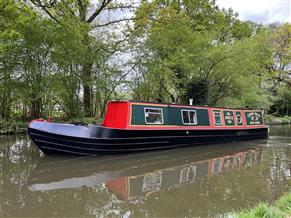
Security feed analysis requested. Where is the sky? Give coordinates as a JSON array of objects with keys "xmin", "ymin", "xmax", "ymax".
[{"xmin": 216, "ymin": 0, "xmax": 291, "ymax": 24}]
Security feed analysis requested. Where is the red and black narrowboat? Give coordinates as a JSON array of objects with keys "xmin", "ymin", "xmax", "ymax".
[{"xmin": 27, "ymin": 100, "xmax": 268, "ymax": 155}]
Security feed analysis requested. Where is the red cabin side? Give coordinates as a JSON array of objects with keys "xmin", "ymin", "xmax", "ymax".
[{"xmin": 102, "ymin": 101, "xmax": 130, "ymax": 128}]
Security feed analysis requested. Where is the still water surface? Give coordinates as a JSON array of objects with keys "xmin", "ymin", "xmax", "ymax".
[{"xmin": 1, "ymin": 125, "xmax": 291, "ymax": 217}]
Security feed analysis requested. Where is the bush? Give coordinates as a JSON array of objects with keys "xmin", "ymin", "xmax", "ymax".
[
  {"xmin": 0, "ymin": 119, "xmax": 27, "ymax": 134},
  {"xmin": 265, "ymin": 115, "xmax": 272, "ymax": 124},
  {"xmin": 67, "ymin": 117, "xmax": 101, "ymax": 125}
]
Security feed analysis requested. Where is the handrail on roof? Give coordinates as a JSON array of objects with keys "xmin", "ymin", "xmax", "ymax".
[{"xmin": 108, "ymin": 100, "xmax": 260, "ymax": 111}]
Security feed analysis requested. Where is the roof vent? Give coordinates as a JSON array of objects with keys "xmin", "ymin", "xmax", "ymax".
[{"xmin": 189, "ymin": 99, "xmax": 193, "ymax": 106}]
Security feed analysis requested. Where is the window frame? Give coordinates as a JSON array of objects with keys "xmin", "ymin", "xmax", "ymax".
[
  {"xmin": 214, "ymin": 110, "xmax": 223, "ymax": 126},
  {"xmin": 144, "ymin": 107, "xmax": 164, "ymax": 125},
  {"xmin": 181, "ymin": 109, "xmax": 198, "ymax": 125}
]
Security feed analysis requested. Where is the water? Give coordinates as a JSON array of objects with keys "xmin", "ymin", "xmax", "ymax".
[{"xmin": 1, "ymin": 125, "xmax": 291, "ymax": 217}]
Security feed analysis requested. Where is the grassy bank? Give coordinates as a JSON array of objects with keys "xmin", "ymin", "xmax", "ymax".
[
  {"xmin": 265, "ymin": 115, "xmax": 291, "ymax": 125},
  {"xmin": 233, "ymin": 192, "xmax": 291, "ymax": 218}
]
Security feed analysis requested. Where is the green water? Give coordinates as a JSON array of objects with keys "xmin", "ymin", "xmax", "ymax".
[{"xmin": 0, "ymin": 125, "xmax": 291, "ymax": 217}]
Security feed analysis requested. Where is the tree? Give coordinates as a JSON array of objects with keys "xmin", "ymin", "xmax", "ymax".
[
  {"xmin": 265, "ymin": 24, "xmax": 291, "ymax": 115},
  {"xmin": 131, "ymin": 0, "xmax": 268, "ymax": 107},
  {"xmin": 0, "ymin": 0, "xmax": 38, "ymax": 119},
  {"xmin": 29, "ymin": 0, "xmax": 135, "ymax": 117}
]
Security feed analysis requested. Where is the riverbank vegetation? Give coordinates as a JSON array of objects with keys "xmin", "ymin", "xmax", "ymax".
[
  {"xmin": 265, "ymin": 115, "xmax": 291, "ymax": 125},
  {"xmin": 1, "ymin": 0, "xmax": 291, "ymax": 129},
  {"xmin": 234, "ymin": 192, "xmax": 291, "ymax": 218}
]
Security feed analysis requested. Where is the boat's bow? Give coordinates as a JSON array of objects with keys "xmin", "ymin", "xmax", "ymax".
[
  {"xmin": 28, "ymin": 120, "xmax": 106, "ymax": 155},
  {"xmin": 28, "ymin": 120, "xmax": 91, "ymax": 137}
]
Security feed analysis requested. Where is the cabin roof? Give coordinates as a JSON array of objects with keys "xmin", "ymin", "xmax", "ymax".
[{"xmin": 108, "ymin": 100, "xmax": 261, "ymax": 111}]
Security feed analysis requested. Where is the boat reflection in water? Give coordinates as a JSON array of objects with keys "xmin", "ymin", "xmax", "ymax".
[{"xmin": 28, "ymin": 143, "xmax": 262, "ymax": 201}]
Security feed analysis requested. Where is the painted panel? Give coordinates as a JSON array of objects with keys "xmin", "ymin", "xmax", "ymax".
[
  {"xmin": 244, "ymin": 111, "xmax": 263, "ymax": 125},
  {"xmin": 131, "ymin": 104, "xmax": 210, "ymax": 126},
  {"xmin": 103, "ymin": 102, "xmax": 129, "ymax": 128},
  {"xmin": 236, "ymin": 111, "xmax": 243, "ymax": 126},
  {"xmin": 223, "ymin": 111, "xmax": 235, "ymax": 126},
  {"xmin": 168, "ymin": 106, "xmax": 210, "ymax": 126}
]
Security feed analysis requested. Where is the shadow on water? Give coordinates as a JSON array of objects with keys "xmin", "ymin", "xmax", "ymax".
[{"xmin": 1, "ymin": 126, "xmax": 291, "ymax": 217}]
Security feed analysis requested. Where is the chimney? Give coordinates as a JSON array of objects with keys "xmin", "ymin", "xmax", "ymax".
[{"xmin": 189, "ymin": 99, "xmax": 193, "ymax": 106}]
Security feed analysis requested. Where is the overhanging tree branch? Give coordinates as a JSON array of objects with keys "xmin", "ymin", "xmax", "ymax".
[
  {"xmin": 104, "ymin": 4, "xmax": 136, "ymax": 11},
  {"xmin": 30, "ymin": 0, "xmax": 60, "ymax": 23},
  {"xmin": 205, "ymin": 55, "xmax": 232, "ymax": 80},
  {"xmin": 92, "ymin": 17, "xmax": 136, "ymax": 29},
  {"xmin": 86, "ymin": 0, "xmax": 112, "ymax": 23}
]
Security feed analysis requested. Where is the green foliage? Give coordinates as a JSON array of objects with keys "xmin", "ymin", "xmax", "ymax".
[
  {"xmin": 0, "ymin": 119, "xmax": 27, "ymax": 134},
  {"xmin": 266, "ymin": 24, "xmax": 291, "ymax": 116},
  {"xmin": 1, "ymin": 0, "xmax": 291, "ymax": 127},
  {"xmin": 0, "ymin": 0, "xmax": 133, "ymax": 122},
  {"xmin": 237, "ymin": 203, "xmax": 284, "ymax": 218},
  {"xmin": 67, "ymin": 117, "xmax": 101, "ymax": 125},
  {"xmin": 265, "ymin": 115, "xmax": 291, "ymax": 125},
  {"xmin": 276, "ymin": 193, "xmax": 291, "ymax": 213},
  {"xmin": 232, "ymin": 193, "xmax": 291, "ymax": 218},
  {"xmin": 270, "ymin": 85, "xmax": 291, "ymax": 116},
  {"xmin": 132, "ymin": 0, "xmax": 274, "ymax": 108}
]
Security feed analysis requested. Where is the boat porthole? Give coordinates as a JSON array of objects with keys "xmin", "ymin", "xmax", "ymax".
[{"xmin": 237, "ymin": 114, "xmax": 242, "ymax": 124}]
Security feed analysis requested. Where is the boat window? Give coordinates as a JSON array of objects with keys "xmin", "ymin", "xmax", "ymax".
[
  {"xmin": 144, "ymin": 108, "xmax": 164, "ymax": 124},
  {"xmin": 181, "ymin": 110, "xmax": 197, "ymax": 125},
  {"xmin": 214, "ymin": 111, "xmax": 222, "ymax": 126}
]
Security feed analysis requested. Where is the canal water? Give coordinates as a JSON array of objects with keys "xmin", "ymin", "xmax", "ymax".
[{"xmin": 0, "ymin": 125, "xmax": 291, "ymax": 217}]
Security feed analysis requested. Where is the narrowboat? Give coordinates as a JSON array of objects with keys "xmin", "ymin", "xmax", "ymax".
[{"xmin": 27, "ymin": 100, "xmax": 268, "ymax": 155}]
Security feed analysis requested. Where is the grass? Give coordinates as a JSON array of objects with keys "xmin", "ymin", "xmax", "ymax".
[
  {"xmin": 276, "ymin": 194, "xmax": 291, "ymax": 214},
  {"xmin": 233, "ymin": 192, "xmax": 291, "ymax": 218},
  {"xmin": 237, "ymin": 203, "xmax": 284, "ymax": 218}
]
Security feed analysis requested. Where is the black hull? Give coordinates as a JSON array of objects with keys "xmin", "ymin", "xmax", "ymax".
[{"xmin": 28, "ymin": 125, "xmax": 268, "ymax": 156}]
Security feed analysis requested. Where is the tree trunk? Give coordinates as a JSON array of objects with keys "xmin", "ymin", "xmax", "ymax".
[
  {"xmin": 30, "ymin": 98, "xmax": 41, "ymax": 119},
  {"xmin": 1, "ymin": 70, "xmax": 12, "ymax": 120},
  {"xmin": 0, "ymin": 95, "xmax": 10, "ymax": 120},
  {"xmin": 82, "ymin": 63, "xmax": 93, "ymax": 117}
]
